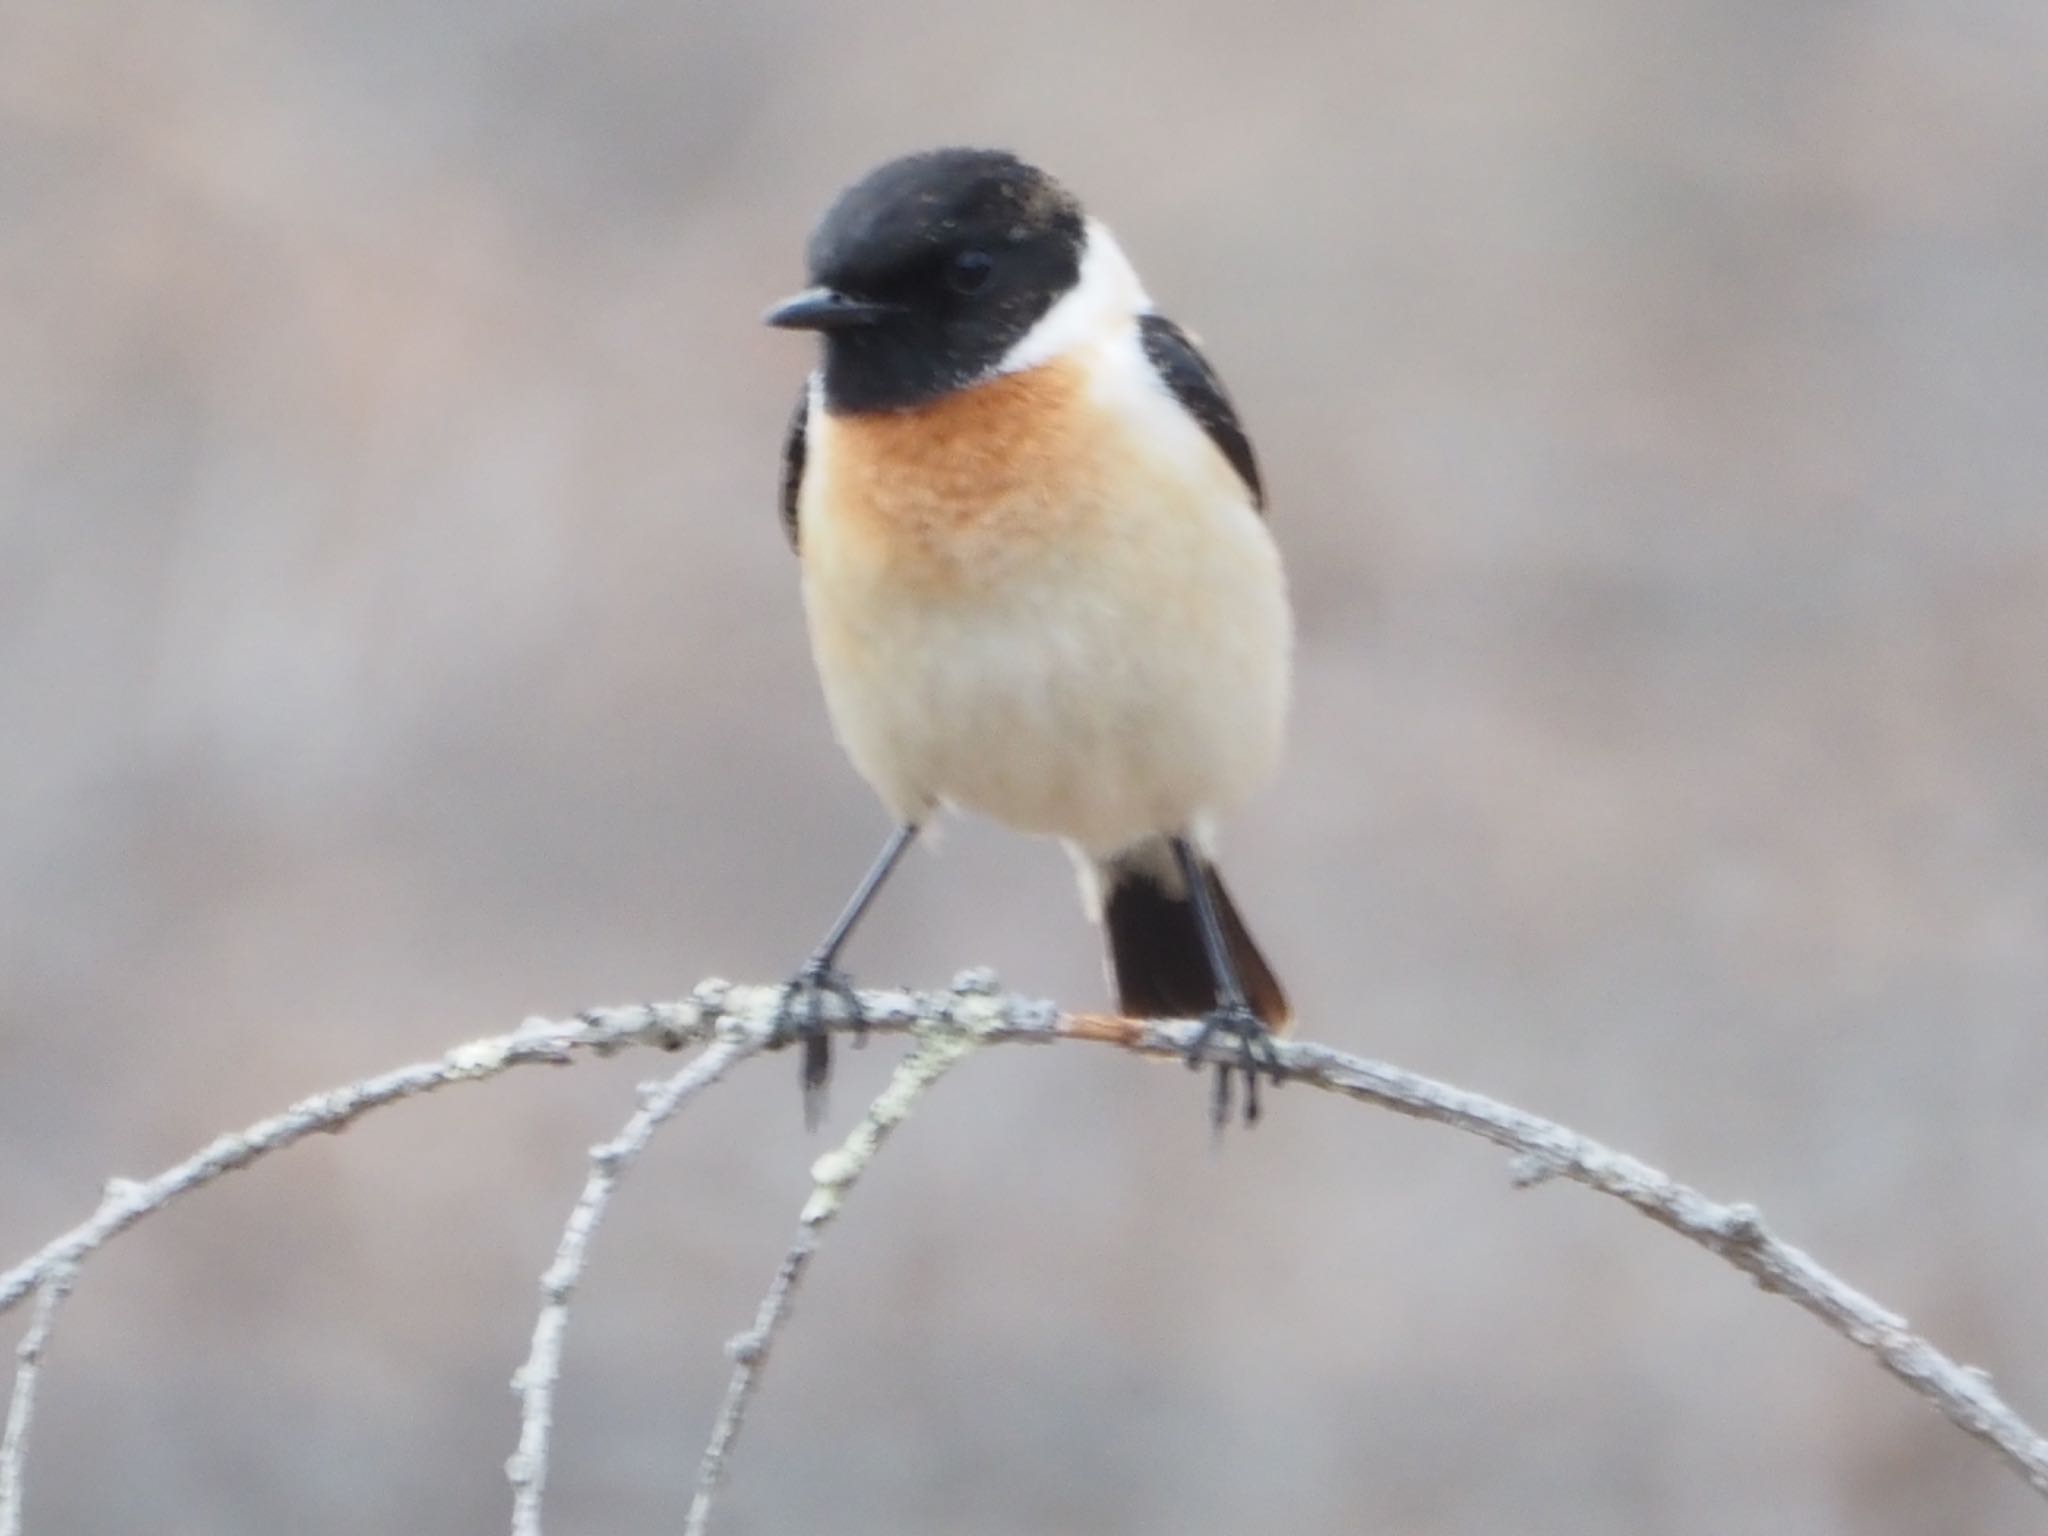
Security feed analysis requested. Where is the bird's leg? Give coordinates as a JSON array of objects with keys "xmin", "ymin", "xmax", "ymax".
[
  {"xmin": 773, "ymin": 821, "xmax": 919, "ymax": 1127},
  {"xmin": 1170, "ymin": 835, "xmax": 1284, "ymax": 1128}
]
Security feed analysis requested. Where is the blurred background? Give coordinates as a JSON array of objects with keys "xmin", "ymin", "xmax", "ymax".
[{"xmin": 4, "ymin": 1, "xmax": 2046, "ymax": 1531}]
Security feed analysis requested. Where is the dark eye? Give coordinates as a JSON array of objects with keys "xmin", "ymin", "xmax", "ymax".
[{"xmin": 945, "ymin": 249, "xmax": 995, "ymax": 295}]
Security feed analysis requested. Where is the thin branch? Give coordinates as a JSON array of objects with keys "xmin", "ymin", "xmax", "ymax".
[
  {"xmin": 696, "ymin": 980, "xmax": 2048, "ymax": 1501},
  {"xmin": 2, "ymin": 975, "xmax": 2042, "ymax": 1505},
  {"xmin": 0, "ymin": 1266, "xmax": 74, "ymax": 1536},
  {"xmin": 0, "ymin": 999, "xmax": 710, "ymax": 1320},
  {"xmin": 1043, "ymin": 1011, "xmax": 2048, "ymax": 1499},
  {"xmin": 685, "ymin": 1028, "xmax": 979, "ymax": 1536},
  {"xmin": 507, "ymin": 1034, "xmax": 758, "ymax": 1536}
]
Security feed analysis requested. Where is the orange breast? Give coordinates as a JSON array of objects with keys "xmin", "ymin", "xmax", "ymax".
[{"xmin": 808, "ymin": 357, "xmax": 1117, "ymax": 590}]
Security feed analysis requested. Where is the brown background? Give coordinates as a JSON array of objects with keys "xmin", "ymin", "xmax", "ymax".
[{"xmin": 4, "ymin": 2, "xmax": 2046, "ymax": 1532}]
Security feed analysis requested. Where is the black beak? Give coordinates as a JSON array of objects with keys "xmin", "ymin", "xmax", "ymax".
[{"xmin": 763, "ymin": 287, "xmax": 897, "ymax": 331}]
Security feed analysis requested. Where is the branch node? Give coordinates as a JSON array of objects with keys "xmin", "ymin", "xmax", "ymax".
[
  {"xmin": 1002, "ymin": 995, "xmax": 1061, "ymax": 1037},
  {"xmin": 950, "ymin": 966, "xmax": 1002, "ymax": 997},
  {"xmin": 808, "ymin": 1148, "xmax": 857, "ymax": 1190},
  {"xmin": 1508, "ymin": 1152, "xmax": 1567, "ymax": 1188},
  {"xmin": 1719, "ymin": 1203, "xmax": 1767, "ymax": 1243},
  {"xmin": 726, "ymin": 1331, "xmax": 766, "ymax": 1366},
  {"xmin": 448, "ymin": 1038, "xmax": 520, "ymax": 1077}
]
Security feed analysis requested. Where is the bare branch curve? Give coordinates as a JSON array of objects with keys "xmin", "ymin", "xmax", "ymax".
[{"xmin": 2, "ymin": 974, "xmax": 2042, "ymax": 1522}]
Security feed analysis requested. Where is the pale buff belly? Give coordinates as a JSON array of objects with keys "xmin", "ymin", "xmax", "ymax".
[{"xmin": 797, "ymin": 351, "xmax": 1291, "ymax": 856}]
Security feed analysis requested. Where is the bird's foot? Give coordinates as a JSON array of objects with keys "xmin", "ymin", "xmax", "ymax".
[
  {"xmin": 1184, "ymin": 1002, "xmax": 1285, "ymax": 1129},
  {"xmin": 771, "ymin": 962, "xmax": 866, "ymax": 1128}
]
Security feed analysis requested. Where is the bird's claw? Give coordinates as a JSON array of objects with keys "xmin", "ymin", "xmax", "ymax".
[
  {"xmin": 1184, "ymin": 1003, "xmax": 1284, "ymax": 1129},
  {"xmin": 772, "ymin": 963, "xmax": 865, "ymax": 1128}
]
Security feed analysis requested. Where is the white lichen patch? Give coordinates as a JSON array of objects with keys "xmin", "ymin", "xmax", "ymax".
[
  {"xmin": 445, "ymin": 1037, "xmax": 515, "ymax": 1076},
  {"xmin": 799, "ymin": 1031, "xmax": 980, "ymax": 1226}
]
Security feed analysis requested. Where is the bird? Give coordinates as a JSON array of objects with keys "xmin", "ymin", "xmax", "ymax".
[{"xmin": 763, "ymin": 147, "xmax": 1293, "ymax": 1127}]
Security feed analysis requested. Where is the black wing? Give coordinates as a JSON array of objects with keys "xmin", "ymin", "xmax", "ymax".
[
  {"xmin": 1137, "ymin": 313, "xmax": 1264, "ymax": 511},
  {"xmin": 779, "ymin": 384, "xmax": 809, "ymax": 551}
]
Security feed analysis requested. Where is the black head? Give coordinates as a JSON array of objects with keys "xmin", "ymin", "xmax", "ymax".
[{"xmin": 765, "ymin": 149, "xmax": 1086, "ymax": 413}]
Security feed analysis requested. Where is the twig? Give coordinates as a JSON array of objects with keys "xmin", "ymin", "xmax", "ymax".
[
  {"xmin": 0, "ymin": 1266, "xmax": 74, "ymax": 1536},
  {"xmin": 0, "ymin": 1000, "xmax": 707, "ymax": 1320},
  {"xmin": 683, "ymin": 1027, "xmax": 979, "ymax": 1536},
  {"xmin": 691, "ymin": 982, "xmax": 2047, "ymax": 1501},
  {"xmin": 1036, "ymin": 1012, "xmax": 2048, "ymax": 1499},
  {"xmin": 2, "ymin": 976, "xmax": 2042, "ymax": 1506},
  {"xmin": 1262, "ymin": 1035, "xmax": 2048, "ymax": 1496},
  {"xmin": 507, "ymin": 1034, "xmax": 758, "ymax": 1536}
]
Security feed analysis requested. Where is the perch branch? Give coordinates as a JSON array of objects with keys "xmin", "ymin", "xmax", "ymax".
[
  {"xmin": 685, "ymin": 1026, "xmax": 980, "ymax": 1536},
  {"xmin": 2, "ymin": 975, "xmax": 2042, "ymax": 1506},
  {"xmin": 0, "ymin": 1266, "xmax": 73, "ymax": 1536},
  {"xmin": 507, "ymin": 1034, "xmax": 759, "ymax": 1536}
]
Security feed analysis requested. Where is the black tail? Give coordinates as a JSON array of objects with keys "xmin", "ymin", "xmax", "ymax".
[{"xmin": 1100, "ymin": 848, "xmax": 1288, "ymax": 1028}]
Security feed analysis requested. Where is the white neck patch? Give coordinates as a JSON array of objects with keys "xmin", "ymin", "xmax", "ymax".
[{"xmin": 998, "ymin": 218, "xmax": 1151, "ymax": 375}]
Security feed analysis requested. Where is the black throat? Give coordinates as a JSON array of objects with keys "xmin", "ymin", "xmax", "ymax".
[{"xmin": 817, "ymin": 327, "xmax": 990, "ymax": 415}]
